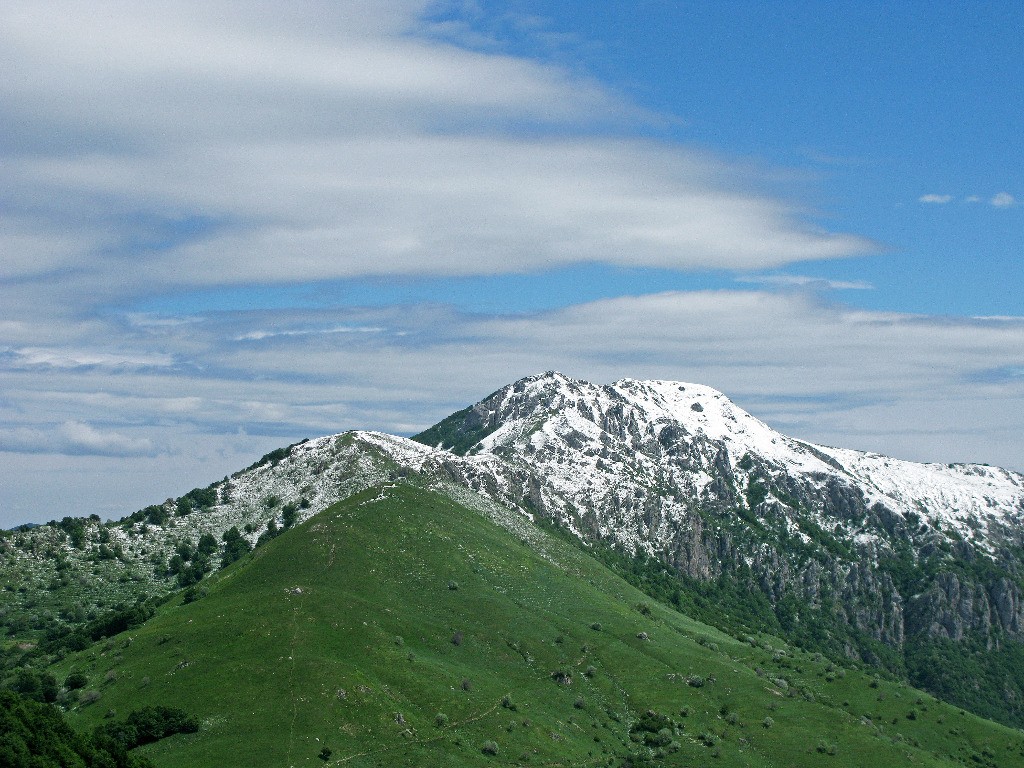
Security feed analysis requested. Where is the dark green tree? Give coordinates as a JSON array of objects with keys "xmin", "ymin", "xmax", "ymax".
[
  {"xmin": 197, "ymin": 533, "xmax": 218, "ymax": 555},
  {"xmin": 221, "ymin": 527, "xmax": 252, "ymax": 568},
  {"xmin": 0, "ymin": 690, "xmax": 155, "ymax": 768}
]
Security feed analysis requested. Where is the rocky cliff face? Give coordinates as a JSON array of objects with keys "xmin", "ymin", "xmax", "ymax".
[{"xmin": 409, "ymin": 372, "xmax": 1024, "ymax": 656}]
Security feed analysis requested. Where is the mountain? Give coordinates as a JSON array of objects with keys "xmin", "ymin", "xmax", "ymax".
[
  {"xmin": 414, "ymin": 373, "xmax": 1024, "ymax": 635},
  {"xmin": 4, "ymin": 371, "xmax": 1024, "ymax": 728},
  {"xmin": 45, "ymin": 485, "xmax": 1024, "ymax": 767},
  {"xmin": 408, "ymin": 373, "xmax": 1024, "ymax": 721}
]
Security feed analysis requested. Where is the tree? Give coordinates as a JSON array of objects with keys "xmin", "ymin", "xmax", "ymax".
[
  {"xmin": 0, "ymin": 690, "xmax": 155, "ymax": 768},
  {"xmin": 145, "ymin": 505, "xmax": 170, "ymax": 525},
  {"xmin": 221, "ymin": 527, "xmax": 252, "ymax": 568},
  {"xmin": 220, "ymin": 478, "xmax": 234, "ymax": 504},
  {"xmin": 65, "ymin": 672, "xmax": 89, "ymax": 691},
  {"xmin": 94, "ymin": 705, "xmax": 199, "ymax": 748},
  {"xmin": 197, "ymin": 533, "xmax": 218, "ymax": 555},
  {"xmin": 167, "ymin": 554, "xmax": 185, "ymax": 576},
  {"xmin": 10, "ymin": 669, "xmax": 58, "ymax": 703}
]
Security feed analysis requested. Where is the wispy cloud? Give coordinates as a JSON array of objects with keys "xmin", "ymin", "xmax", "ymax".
[
  {"xmin": 918, "ymin": 193, "xmax": 1016, "ymax": 208},
  {"xmin": 59, "ymin": 421, "xmax": 159, "ymax": 457},
  {"xmin": 0, "ymin": 421, "xmax": 159, "ymax": 457},
  {"xmin": 736, "ymin": 275, "xmax": 874, "ymax": 291},
  {"xmin": 5, "ymin": 347, "xmax": 174, "ymax": 370},
  {"xmin": 236, "ymin": 326, "xmax": 387, "ymax": 342},
  {"xmin": 0, "ymin": 0, "xmax": 872, "ymax": 312}
]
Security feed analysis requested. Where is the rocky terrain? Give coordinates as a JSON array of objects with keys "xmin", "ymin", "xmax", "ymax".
[{"xmin": 5, "ymin": 371, "xmax": 1024, "ymax": 724}]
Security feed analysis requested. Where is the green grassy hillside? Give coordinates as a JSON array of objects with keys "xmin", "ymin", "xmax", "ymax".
[{"xmin": 53, "ymin": 485, "xmax": 1024, "ymax": 767}]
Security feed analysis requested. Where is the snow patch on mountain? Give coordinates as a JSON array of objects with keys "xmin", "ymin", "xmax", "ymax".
[{"xmin": 452, "ymin": 372, "xmax": 1024, "ymax": 551}]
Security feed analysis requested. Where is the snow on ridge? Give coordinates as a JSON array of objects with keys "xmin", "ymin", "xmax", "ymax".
[
  {"xmin": 122, "ymin": 373, "xmax": 1021, "ymax": 562},
  {"xmin": 499, "ymin": 373, "xmax": 829, "ymax": 473},
  {"xmin": 612, "ymin": 378, "xmax": 827, "ymax": 470},
  {"xmin": 462, "ymin": 373, "xmax": 1024, "ymax": 543},
  {"xmin": 814, "ymin": 444, "xmax": 1024, "ymax": 533},
  {"xmin": 350, "ymin": 430, "xmax": 441, "ymax": 468},
  {"xmin": 621, "ymin": 380, "xmax": 1024, "ymax": 535}
]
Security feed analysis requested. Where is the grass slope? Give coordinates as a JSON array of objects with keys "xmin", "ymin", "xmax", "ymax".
[{"xmin": 54, "ymin": 485, "xmax": 1024, "ymax": 767}]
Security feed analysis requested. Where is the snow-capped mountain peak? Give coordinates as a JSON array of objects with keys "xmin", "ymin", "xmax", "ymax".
[{"xmin": 413, "ymin": 372, "xmax": 1024, "ymax": 555}]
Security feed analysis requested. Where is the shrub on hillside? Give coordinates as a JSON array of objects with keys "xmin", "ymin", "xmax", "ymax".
[
  {"xmin": 94, "ymin": 705, "xmax": 199, "ymax": 750},
  {"xmin": 65, "ymin": 672, "xmax": 88, "ymax": 690},
  {"xmin": 551, "ymin": 670, "xmax": 572, "ymax": 685},
  {"xmin": 182, "ymin": 586, "xmax": 207, "ymax": 604},
  {"xmin": 257, "ymin": 519, "xmax": 280, "ymax": 546},
  {"xmin": 175, "ymin": 558, "xmax": 209, "ymax": 588}
]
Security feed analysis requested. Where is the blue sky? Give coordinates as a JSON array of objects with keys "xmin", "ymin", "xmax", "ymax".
[
  {"xmin": 424, "ymin": 0, "xmax": 1022, "ymax": 317},
  {"xmin": 1, "ymin": 1, "xmax": 1021, "ymax": 526}
]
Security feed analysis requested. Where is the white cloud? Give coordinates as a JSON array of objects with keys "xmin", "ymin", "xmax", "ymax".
[
  {"xmin": 4, "ymin": 135, "xmax": 873, "ymax": 292},
  {"xmin": 58, "ymin": 421, "xmax": 158, "ymax": 457},
  {"xmin": 991, "ymin": 192, "xmax": 1016, "ymax": 208},
  {"xmin": 0, "ymin": 0, "xmax": 871, "ymax": 308},
  {"xmin": 0, "ymin": 421, "xmax": 158, "ymax": 458},
  {"xmin": 736, "ymin": 274, "xmax": 873, "ymax": 290},
  {"xmin": 918, "ymin": 194, "xmax": 953, "ymax": 204},
  {"xmin": 8, "ymin": 347, "xmax": 174, "ymax": 370},
  {"xmin": 236, "ymin": 326, "xmax": 386, "ymax": 341}
]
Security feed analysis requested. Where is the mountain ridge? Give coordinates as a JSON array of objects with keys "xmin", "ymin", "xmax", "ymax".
[{"xmin": 5, "ymin": 371, "xmax": 1024, "ymax": 726}]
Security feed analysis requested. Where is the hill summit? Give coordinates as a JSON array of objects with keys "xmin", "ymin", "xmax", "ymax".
[{"xmin": 46, "ymin": 484, "xmax": 1024, "ymax": 767}]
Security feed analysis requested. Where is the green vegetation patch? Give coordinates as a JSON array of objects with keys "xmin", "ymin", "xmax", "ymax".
[
  {"xmin": 412, "ymin": 407, "xmax": 501, "ymax": 455},
  {"xmin": 42, "ymin": 484, "xmax": 1024, "ymax": 767}
]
